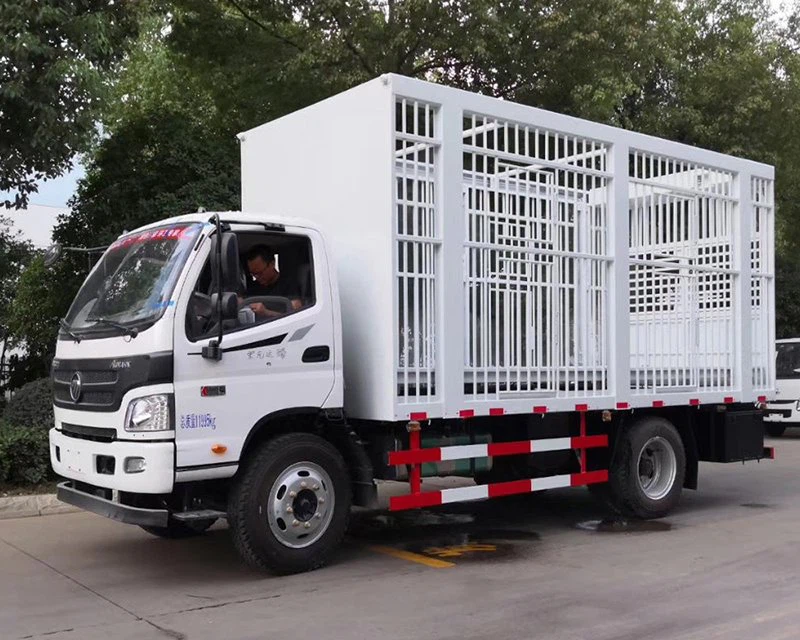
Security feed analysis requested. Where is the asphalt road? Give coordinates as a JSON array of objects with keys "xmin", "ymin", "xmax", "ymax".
[{"xmin": 2, "ymin": 432, "xmax": 800, "ymax": 640}]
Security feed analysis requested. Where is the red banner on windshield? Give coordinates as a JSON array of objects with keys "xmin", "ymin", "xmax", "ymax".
[{"xmin": 110, "ymin": 225, "xmax": 195, "ymax": 250}]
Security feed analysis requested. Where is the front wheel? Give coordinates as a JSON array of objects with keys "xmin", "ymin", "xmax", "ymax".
[
  {"xmin": 602, "ymin": 417, "xmax": 686, "ymax": 519},
  {"xmin": 228, "ymin": 433, "xmax": 351, "ymax": 574}
]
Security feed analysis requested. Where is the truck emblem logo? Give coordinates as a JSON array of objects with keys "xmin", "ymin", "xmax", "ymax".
[
  {"xmin": 111, "ymin": 360, "xmax": 131, "ymax": 369},
  {"xmin": 70, "ymin": 373, "xmax": 83, "ymax": 402}
]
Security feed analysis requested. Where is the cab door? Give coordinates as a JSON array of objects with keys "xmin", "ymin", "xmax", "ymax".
[{"xmin": 172, "ymin": 227, "xmax": 337, "ymax": 472}]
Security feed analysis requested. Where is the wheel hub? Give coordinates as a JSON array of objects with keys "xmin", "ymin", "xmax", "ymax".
[
  {"xmin": 293, "ymin": 490, "xmax": 318, "ymax": 522},
  {"xmin": 640, "ymin": 455, "xmax": 655, "ymax": 478},
  {"xmin": 267, "ymin": 462, "xmax": 335, "ymax": 549},
  {"xmin": 636, "ymin": 436, "xmax": 677, "ymax": 501}
]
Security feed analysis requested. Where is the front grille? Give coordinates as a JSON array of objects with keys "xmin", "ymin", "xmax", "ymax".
[
  {"xmin": 51, "ymin": 352, "xmax": 173, "ymax": 413},
  {"xmin": 61, "ymin": 423, "xmax": 117, "ymax": 443},
  {"xmin": 53, "ymin": 370, "xmax": 117, "ymax": 385},
  {"xmin": 53, "ymin": 368, "xmax": 119, "ymax": 409},
  {"xmin": 53, "ymin": 388, "xmax": 115, "ymax": 406}
]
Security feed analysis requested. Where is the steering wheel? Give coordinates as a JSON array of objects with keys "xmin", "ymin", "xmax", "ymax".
[{"xmin": 241, "ymin": 296, "xmax": 294, "ymax": 314}]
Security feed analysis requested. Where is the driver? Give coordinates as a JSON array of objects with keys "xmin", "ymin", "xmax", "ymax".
[{"xmin": 243, "ymin": 244, "xmax": 302, "ymax": 320}]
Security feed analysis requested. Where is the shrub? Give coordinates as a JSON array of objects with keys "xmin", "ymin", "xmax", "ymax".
[
  {"xmin": 0, "ymin": 425, "xmax": 52, "ymax": 485},
  {"xmin": 3, "ymin": 377, "xmax": 54, "ymax": 431}
]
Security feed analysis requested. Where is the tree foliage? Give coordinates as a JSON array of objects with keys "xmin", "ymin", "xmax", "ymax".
[
  {"xmin": 0, "ymin": 0, "xmax": 141, "ymax": 208},
  {"xmin": 0, "ymin": 220, "xmax": 34, "ymax": 395},
  {"xmin": 165, "ymin": 0, "xmax": 684, "ymax": 129},
  {"xmin": 6, "ymin": 257, "xmax": 74, "ymax": 373},
  {"xmin": 10, "ymin": 0, "xmax": 800, "ymax": 365}
]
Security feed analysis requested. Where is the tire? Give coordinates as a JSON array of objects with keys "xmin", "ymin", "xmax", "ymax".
[
  {"xmin": 140, "ymin": 518, "xmax": 217, "ymax": 539},
  {"xmin": 228, "ymin": 433, "xmax": 351, "ymax": 575},
  {"xmin": 766, "ymin": 423, "xmax": 786, "ymax": 438},
  {"xmin": 604, "ymin": 417, "xmax": 686, "ymax": 519}
]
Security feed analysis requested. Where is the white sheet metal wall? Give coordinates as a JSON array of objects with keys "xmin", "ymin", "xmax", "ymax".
[{"xmin": 388, "ymin": 74, "xmax": 775, "ymax": 420}]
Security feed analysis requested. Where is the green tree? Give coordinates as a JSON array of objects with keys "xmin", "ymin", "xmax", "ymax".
[
  {"xmin": 55, "ymin": 14, "xmax": 239, "ymax": 252},
  {"xmin": 0, "ymin": 0, "xmax": 141, "ymax": 208},
  {"xmin": 165, "ymin": 0, "xmax": 683, "ymax": 130},
  {"xmin": 0, "ymin": 219, "xmax": 34, "ymax": 396},
  {"xmin": 6, "ymin": 257, "xmax": 75, "ymax": 378},
  {"xmin": 15, "ymin": 0, "xmax": 800, "ymax": 357}
]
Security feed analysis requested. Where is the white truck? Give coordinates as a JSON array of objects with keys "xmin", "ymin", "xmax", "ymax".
[
  {"xmin": 764, "ymin": 338, "xmax": 800, "ymax": 436},
  {"xmin": 50, "ymin": 74, "xmax": 776, "ymax": 574}
]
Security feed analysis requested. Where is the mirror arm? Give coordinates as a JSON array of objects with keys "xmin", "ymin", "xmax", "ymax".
[{"xmin": 202, "ymin": 214, "xmax": 225, "ymax": 361}]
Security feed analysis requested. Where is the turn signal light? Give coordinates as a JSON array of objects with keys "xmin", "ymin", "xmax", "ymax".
[{"xmin": 211, "ymin": 444, "xmax": 227, "ymax": 455}]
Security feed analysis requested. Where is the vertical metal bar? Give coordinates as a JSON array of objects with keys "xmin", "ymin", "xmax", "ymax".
[
  {"xmin": 470, "ymin": 128, "xmax": 478, "ymax": 395},
  {"xmin": 408, "ymin": 422, "xmax": 422, "ymax": 494},
  {"xmin": 737, "ymin": 172, "xmax": 754, "ymax": 399},
  {"xmin": 439, "ymin": 100, "xmax": 464, "ymax": 415},
  {"xmin": 482, "ymin": 142, "xmax": 490, "ymax": 398},
  {"xmin": 422, "ymin": 105, "xmax": 431, "ymax": 399},
  {"xmin": 610, "ymin": 141, "xmax": 631, "ymax": 403},
  {"xmin": 423, "ymin": 142, "xmax": 431, "ymax": 399},
  {"xmin": 579, "ymin": 410, "xmax": 587, "ymax": 474},
  {"xmin": 402, "ymin": 137, "xmax": 410, "ymax": 399}
]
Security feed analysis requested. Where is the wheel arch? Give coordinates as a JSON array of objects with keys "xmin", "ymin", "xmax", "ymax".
[
  {"xmin": 240, "ymin": 407, "xmax": 323, "ymax": 461},
  {"xmin": 238, "ymin": 407, "xmax": 377, "ymax": 509},
  {"xmin": 606, "ymin": 409, "xmax": 698, "ymax": 490}
]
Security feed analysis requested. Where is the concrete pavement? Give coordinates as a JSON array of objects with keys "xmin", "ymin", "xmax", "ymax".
[{"xmin": 2, "ymin": 432, "xmax": 800, "ymax": 640}]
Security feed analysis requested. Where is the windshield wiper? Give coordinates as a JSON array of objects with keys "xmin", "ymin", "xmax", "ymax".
[
  {"xmin": 86, "ymin": 316, "xmax": 139, "ymax": 339},
  {"xmin": 59, "ymin": 318, "xmax": 81, "ymax": 343}
]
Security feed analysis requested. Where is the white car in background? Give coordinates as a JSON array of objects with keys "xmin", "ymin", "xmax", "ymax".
[{"xmin": 765, "ymin": 338, "xmax": 800, "ymax": 437}]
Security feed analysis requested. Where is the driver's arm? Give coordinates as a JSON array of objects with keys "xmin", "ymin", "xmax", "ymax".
[{"xmin": 249, "ymin": 302, "xmax": 285, "ymax": 319}]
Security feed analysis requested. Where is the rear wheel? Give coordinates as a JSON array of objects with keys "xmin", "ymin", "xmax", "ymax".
[
  {"xmin": 600, "ymin": 417, "xmax": 686, "ymax": 519},
  {"xmin": 228, "ymin": 433, "xmax": 351, "ymax": 574},
  {"xmin": 140, "ymin": 517, "xmax": 217, "ymax": 539},
  {"xmin": 766, "ymin": 423, "xmax": 787, "ymax": 438}
]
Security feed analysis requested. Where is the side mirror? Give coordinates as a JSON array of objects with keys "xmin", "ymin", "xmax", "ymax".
[
  {"xmin": 210, "ymin": 231, "xmax": 241, "ymax": 293},
  {"xmin": 211, "ymin": 292, "xmax": 239, "ymax": 320},
  {"xmin": 201, "ymin": 292, "xmax": 240, "ymax": 361},
  {"xmin": 44, "ymin": 243, "xmax": 62, "ymax": 268}
]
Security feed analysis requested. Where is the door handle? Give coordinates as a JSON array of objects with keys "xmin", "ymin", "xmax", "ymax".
[{"xmin": 302, "ymin": 346, "xmax": 330, "ymax": 363}]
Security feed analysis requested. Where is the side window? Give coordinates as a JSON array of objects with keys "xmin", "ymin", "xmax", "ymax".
[{"xmin": 186, "ymin": 231, "xmax": 316, "ymax": 341}]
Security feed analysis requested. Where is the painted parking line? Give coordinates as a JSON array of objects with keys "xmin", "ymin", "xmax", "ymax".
[{"xmin": 368, "ymin": 545, "xmax": 455, "ymax": 568}]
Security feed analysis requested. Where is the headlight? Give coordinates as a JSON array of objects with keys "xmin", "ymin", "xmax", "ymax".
[
  {"xmin": 796, "ymin": 400, "xmax": 800, "ymax": 412},
  {"xmin": 124, "ymin": 394, "xmax": 173, "ymax": 432}
]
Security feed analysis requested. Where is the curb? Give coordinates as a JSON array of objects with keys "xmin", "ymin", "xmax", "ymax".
[{"xmin": 0, "ymin": 493, "xmax": 79, "ymax": 520}]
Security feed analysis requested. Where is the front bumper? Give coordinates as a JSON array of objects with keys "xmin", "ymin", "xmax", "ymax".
[
  {"xmin": 50, "ymin": 428, "xmax": 175, "ymax": 494},
  {"xmin": 764, "ymin": 404, "xmax": 799, "ymax": 423},
  {"xmin": 57, "ymin": 481, "xmax": 168, "ymax": 527}
]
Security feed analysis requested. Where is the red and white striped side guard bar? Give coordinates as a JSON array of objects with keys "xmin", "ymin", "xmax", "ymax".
[
  {"xmin": 390, "ymin": 470, "xmax": 609, "ymax": 511},
  {"xmin": 388, "ymin": 427, "xmax": 609, "ymax": 511},
  {"xmin": 388, "ymin": 435, "xmax": 608, "ymax": 466}
]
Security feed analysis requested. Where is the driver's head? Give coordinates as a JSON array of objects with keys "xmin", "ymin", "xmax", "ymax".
[{"xmin": 245, "ymin": 244, "xmax": 278, "ymax": 287}]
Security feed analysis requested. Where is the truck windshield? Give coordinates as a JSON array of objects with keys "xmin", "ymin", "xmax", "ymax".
[
  {"xmin": 62, "ymin": 223, "xmax": 203, "ymax": 336},
  {"xmin": 776, "ymin": 342, "xmax": 800, "ymax": 379}
]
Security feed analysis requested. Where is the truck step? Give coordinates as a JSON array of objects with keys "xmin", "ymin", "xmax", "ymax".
[{"xmin": 172, "ymin": 509, "xmax": 227, "ymax": 522}]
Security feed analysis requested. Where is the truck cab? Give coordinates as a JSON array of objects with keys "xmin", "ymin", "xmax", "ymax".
[
  {"xmin": 764, "ymin": 338, "xmax": 800, "ymax": 436},
  {"xmin": 50, "ymin": 213, "xmax": 359, "ymax": 571}
]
